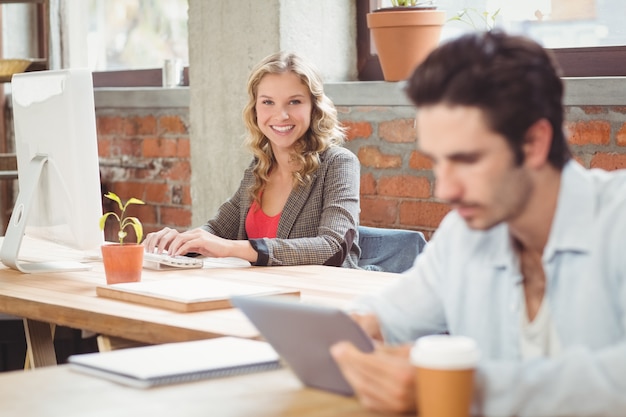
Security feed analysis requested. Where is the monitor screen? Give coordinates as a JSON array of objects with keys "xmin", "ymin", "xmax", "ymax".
[{"xmin": 0, "ymin": 68, "xmax": 104, "ymax": 273}]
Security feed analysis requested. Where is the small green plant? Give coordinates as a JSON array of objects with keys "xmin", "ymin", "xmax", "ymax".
[
  {"xmin": 99, "ymin": 191, "xmax": 145, "ymax": 245},
  {"xmin": 391, "ymin": 0, "xmax": 433, "ymax": 6},
  {"xmin": 448, "ymin": 7, "xmax": 500, "ymax": 31}
]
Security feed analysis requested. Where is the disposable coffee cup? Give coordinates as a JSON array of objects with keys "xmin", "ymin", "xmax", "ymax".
[
  {"xmin": 410, "ymin": 335, "xmax": 480, "ymax": 417},
  {"xmin": 162, "ymin": 59, "xmax": 183, "ymax": 87}
]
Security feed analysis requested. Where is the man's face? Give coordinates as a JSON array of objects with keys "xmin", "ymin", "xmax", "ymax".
[{"xmin": 416, "ymin": 104, "xmax": 533, "ymax": 230}]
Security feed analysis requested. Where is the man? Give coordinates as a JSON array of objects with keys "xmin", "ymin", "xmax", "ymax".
[{"xmin": 331, "ymin": 31, "xmax": 626, "ymax": 416}]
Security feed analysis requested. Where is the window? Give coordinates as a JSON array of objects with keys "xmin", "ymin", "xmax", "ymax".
[
  {"xmin": 358, "ymin": 0, "xmax": 626, "ymax": 80},
  {"xmin": 65, "ymin": 0, "xmax": 188, "ymax": 87},
  {"xmin": 85, "ymin": 0, "xmax": 188, "ymax": 71}
]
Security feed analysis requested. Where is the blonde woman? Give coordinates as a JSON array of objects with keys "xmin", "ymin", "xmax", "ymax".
[{"xmin": 144, "ymin": 52, "xmax": 361, "ymax": 268}]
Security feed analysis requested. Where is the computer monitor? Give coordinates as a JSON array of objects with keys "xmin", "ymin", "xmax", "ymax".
[{"xmin": 0, "ymin": 68, "xmax": 104, "ymax": 273}]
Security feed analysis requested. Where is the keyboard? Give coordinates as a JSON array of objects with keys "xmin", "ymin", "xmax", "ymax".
[
  {"xmin": 142, "ymin": 252, "xmax": 251, "ymax": 270},
  {"xmin": 143, "ymin": 252, "xmax": 204, "ymax": 270}
]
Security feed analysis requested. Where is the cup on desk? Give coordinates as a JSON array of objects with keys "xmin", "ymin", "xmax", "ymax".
[{"xmin": 410, "ymin": 335, "xmax": 480, "ymax": 417}]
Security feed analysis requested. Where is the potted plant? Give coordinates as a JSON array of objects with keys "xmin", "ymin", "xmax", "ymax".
[
  {"xmin": 99, "ymin": 191, "xmax": 145, "ymax": 285},
  {"xmin": 367, "ymin": 0, "xmax": 446, "ymax": 82},
  {"xmin": 448, "ymin": 7, "xmax": 500, "ymax": 31}
]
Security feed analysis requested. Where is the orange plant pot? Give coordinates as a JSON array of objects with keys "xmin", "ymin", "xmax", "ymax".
[
  {"xmin": 367, "ymin": 9, "xmax": 446, "ymax": 82},
  {"xmin": 101, "ymin": 243, "xmax": 144, "ymax": 285}
]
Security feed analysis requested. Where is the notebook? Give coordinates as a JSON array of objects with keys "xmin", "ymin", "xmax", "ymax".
[
  {"xmin": 68, "ymin": 337, "xmax": 282, "ymax": 388},
  {"xmin": 96, "ymin": 277, "xmax": 300, "ymax": 312},
  {"xmin": 230, "ymin": 296, "xmax": 375, "ymax": 396}
]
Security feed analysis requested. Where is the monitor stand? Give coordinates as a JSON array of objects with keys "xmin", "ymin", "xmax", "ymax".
[{"xmin": 0, "ymin": 154, "xmax": 91, "ymax": 273}]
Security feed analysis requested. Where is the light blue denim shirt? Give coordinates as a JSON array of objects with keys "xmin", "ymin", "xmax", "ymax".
[{"xmin": 354, "ymin": 161, "xmax": 626, "ymax": 417}]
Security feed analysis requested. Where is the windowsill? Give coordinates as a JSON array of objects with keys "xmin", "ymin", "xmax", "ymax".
[
  {"xmin": 93, "ymin": 78, "xmax": 626, "ymax": 109},
  {"xmin": 94, "ymin": 87, "xmax": 190, "ymax": 108}
]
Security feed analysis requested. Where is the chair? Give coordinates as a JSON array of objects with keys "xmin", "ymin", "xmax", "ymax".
[{"xmin": 358, "ymin": 226, "xmax": 427, "ymax": 273}]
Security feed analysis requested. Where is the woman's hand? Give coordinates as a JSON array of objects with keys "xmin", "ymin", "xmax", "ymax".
[
  {"xmin": 142, "ymin": 227, "xmax": 181, "ymax": 255},
  {"xmin": 330, "ymin": 342, "xmax": 416, "ymax": 414},
  {"xmin": 143, "ymin": 227, "xmax": 259, "ymax": 263}
]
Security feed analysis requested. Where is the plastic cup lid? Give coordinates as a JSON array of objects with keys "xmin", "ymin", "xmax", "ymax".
[{"xmin": 410, "ymin": 335, "xmax": 480, "ymax": 369}]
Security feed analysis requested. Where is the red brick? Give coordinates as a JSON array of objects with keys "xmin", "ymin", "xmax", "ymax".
[
  {"xmin": 409, "ymin": 151, "xmax": 433, "ymax": 170},
  {"xmin": 124, "ymin": 115, "xmax": 157, "ymax": 136},
  {"xmin": 342, "ymin": 121, "xmax": 373, "ymax": 141},
  {"xmin": 590, "ymin": 153, "xmax": 626, "ymax": 171},
  {"xmin": 106, "ymin": 182, "xmax": 147, "ymax": 202},
  {"xmin": 379, "ymin": 119, "xmax": 417, "ymax": 143},
  {"xmin": 162, "ymin": 160, "xmax": 191, "ymax": 181},
  {"xmin": 134, "ymin": 204, "xmax": 158, "ymax": 226},
  {"xmin": 566, "ymin": 120, "xmax": 611, "ymax": 145},
  {"xmin": 612, "ymin": 106, "xmax": 626, "ymax": 114},
  {"xmin": 399, "ymin": 201, "xmax": 451, "ymax": 229},
  {"xmin": 110, "ymin": 138, "xmax": 143, "ymax": 157},
  {"xmin": 580, "ymin": 106, "xmax": 606, "ymax": 115},
  {"xmin": 143, "ymin": 137, "xmax": 179, "ymax": 158},
  {"xmin": 160, "ymin": 206, "xmax": 192, "ymax": 228},
  {"xmin": 616, "ymin": 123, "xmax": 626, "ymax": 147},
  {"xmin": 159, "ymin": 115, "xmax": 187, "ymax": 134},
  {"xmin": 97, "ymin": 137, "xmax": 112, "ymax": 158},
  {"xmin": 378, "ymin": 175, "xmax": 431, "ymax": 198},
  {"xmin": 176, "ymin": 138, "xmax": 191, "ymax": 157},
  {"xmin": 360, "ymin": 197, "xmax": 398, "ymax": 224},
  {"xmin": 144, "ymin": 183, "xmax": 171, "ymax": 204},
  {"xmin": 360, "ymin": 173, "xmax": 377, "ymax": 195},
  {"xmin": 96, "ymin": 116, "xmax": 125, "ymax": 136},
  {"xmin": 142, "ymin": 225, "xmax": 169, "ymax": 235},
  {"xmin": 358, "ymin": 146, "xmax": 402, "ymax": 168},
  {"xmin": 172, "ymin": 185, "xmax": 192, "ymax": 205}
]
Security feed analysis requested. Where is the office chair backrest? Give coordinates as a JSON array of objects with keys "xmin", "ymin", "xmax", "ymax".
[{"xmin": 358, "ymin": 226, "xmax": 427, "ymax": 273}]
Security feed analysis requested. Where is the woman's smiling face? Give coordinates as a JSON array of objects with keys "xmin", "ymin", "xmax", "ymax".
[{"xmin": 255, "ymin": 71, "xmax": 312, "ymax": 155}]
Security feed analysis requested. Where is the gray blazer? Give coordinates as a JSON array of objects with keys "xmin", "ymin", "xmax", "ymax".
[{"xmin": 201, "ymin": 146, "xmax": 361, "ymax": 268}]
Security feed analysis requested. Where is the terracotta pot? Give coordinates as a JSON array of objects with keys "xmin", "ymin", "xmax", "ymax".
[
  {"xmin": 367, "ymin": 8, "xmax": 446, "ymax": 82},
  {"xmin": 101, "ymin": 243, "xmax": 144, "ymax": 285}
]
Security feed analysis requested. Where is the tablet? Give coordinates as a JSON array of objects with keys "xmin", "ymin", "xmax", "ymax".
[{"xmin": 230, "ymin": 295, "xmax": 374, "ymax": 396}]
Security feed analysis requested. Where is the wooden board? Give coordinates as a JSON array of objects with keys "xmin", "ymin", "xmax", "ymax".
[{"xmin": 96, "ymin": 277, "xmax": 300, "ymax": 313}]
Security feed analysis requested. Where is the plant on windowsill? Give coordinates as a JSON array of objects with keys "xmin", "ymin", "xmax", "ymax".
[
  {"xmin": 99, "ymin": 191, "xmax": 145, "ymax": 285},
  {"xmin": 448, "ymin": 7, "xmax": 500, "ymax": 31},
  {"xmin": 367, "ymin": 0, "xmax": 446, "ymax": 81}
]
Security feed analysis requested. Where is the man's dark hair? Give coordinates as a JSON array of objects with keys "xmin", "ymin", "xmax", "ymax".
[{"xmin": 405, "ymin": 30, "xmax": 571, "ymax": 169}]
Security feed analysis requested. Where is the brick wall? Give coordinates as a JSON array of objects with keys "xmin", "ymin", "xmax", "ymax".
[
  {"xmin": 339, "ymin": 104, "xmax": 626, "ymax": 239},
  {"xmin": 96, "ymin": 109, "xmax": 192, "ymax": 242},
  {"xmin": 94, "ymin": 104, "xmax": 626, "ymax": 241}
]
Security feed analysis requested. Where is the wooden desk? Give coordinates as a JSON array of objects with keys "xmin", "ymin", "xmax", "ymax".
[
  {"xmin": 0, "ymin": 365, "xmax": 389, "ymax": 416},
  {"xmin": 0, "ymin": 237, "xmax": 398, "ymax": 368}
]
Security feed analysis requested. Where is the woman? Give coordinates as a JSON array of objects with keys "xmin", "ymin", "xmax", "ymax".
[{"xmin": 143, "ymin": 52, "xmax": 361, "ymax": 268}]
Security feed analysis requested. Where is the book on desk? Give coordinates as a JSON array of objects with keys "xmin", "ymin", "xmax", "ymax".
[
  {"xmin": 96, "ymin": 276, "xmax": 300, "ymax": 312},
  {"xmin": 68, "ymin": 337, "xmax": 282, "ymax": 388}
]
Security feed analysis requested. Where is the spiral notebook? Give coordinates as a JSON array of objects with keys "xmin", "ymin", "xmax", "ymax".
[{"xmin": 67, "ymin": 337, "xmax": 282, "ymax": 388}]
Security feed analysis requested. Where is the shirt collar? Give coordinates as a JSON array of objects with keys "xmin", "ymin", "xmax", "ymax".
[
  {"xmin": 543, "ymin": 160, "xmax": 595, "ymax": 260},
  {"xmin": 489, "ymin": 160, "xmax": 593, "ymax": 267}
]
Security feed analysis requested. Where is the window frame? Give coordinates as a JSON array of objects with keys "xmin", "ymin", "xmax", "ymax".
[
  {"xmin": 356, "ymin": 0, "xmax": 626, "ymax": 80},
  {"xmin": 92, "ymin": 67, "xmax": 189, "ymax": 88}
]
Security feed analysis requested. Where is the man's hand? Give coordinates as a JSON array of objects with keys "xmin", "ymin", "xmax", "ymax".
[
  {"xmin": 349, "ymin": 312, "xmax": 384, "ymax": 342},
  {"xmin": 331, "ymin": 341, "xmax": 416, "ymax": 414}
]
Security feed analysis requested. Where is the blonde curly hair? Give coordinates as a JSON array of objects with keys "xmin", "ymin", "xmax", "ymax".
[{"xmin": 242, "ymin": 51, "xmax": 346, "ymax": 204}]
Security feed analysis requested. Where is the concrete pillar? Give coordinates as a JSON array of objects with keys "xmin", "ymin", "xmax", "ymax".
[{"xmin": 188, "ymin": 0, "xmax": 356, "ymax": 226}]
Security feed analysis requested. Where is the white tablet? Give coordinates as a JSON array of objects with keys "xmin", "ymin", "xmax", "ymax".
[{"xmin": 230, "ymin": 295, "xmax": 374, "ymax": 396}]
